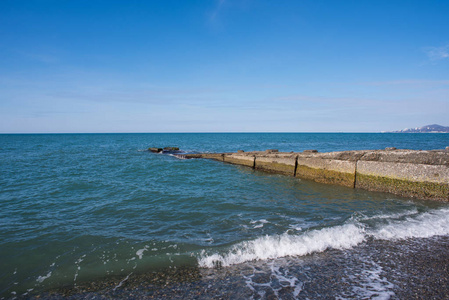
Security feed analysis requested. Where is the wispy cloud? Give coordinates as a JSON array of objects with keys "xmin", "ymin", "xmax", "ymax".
[
  {"xmin": 360, "ymin": 79, "xmax": 449, "ymax": 86},
  {"xmin": 424, "ymin": 44, "xmax": 449, "ymax": 61},
  {"xmin": 209, "ymin": 0, "xmax": 227, "ymax": 22},
  {"xmin": 272, "ymin": 94, "xmax": 383, "ymax": 109}
]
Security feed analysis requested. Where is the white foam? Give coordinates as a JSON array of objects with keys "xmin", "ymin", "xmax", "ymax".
[
  {"xmin": 349, "ymin": 261, "xmax": 395, "ymax": 300},
  {"xmin": 288, "ymin": 224, "xmax": 303, "ymax": 231},
  {"xmin": 198, "ymin": 223, "xmax": 366, "ymax": 268},
  {"xmin": 270, "ymin": 264, "xmax": 303, "ymax": 297},
  {"xmin": 36, "ymin": 271, "xmax": 52, "ymax": 283},
  {"xmin": 251, "ymin": 219, "xmax": 269, "ymax": 229},
  {"xmin": 251, "ymin": 219, "xmax": 268, "ymax": 224},
  {"xmin": 282, "ymin": 215, "xmax": 320, "ymax": 231},
  {"xmin": 198, "ymin": 207, "xmax": 449, "ymax": 268},
  {"xmin": 73, "ymin": 254, "xmax": 86, "ymax": 282},
  {"xmin": 361, "ymin": 208, "xmax": 418, "ymax": 221},
  {"xmin": 371, "ymin": 207, "xmax": 449, "ymax": 240},
  {"xmin": 113, "ymin": 272, "xmax": 133, "ymax": 291},
  {"xmin": 136, "ymin": 246, "xmax": 148, "ymax": 259}
]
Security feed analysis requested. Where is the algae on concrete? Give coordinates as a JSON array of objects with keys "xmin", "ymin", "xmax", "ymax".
[
  {"xmin": 295, "ymin": 164, "xmax": 356, "ymax": 188},
  {"xmin": 179, "ymin": 149, "xmax": 449, "ymax": 201},
  {"xmin": 223, "ymin": 154, "xmax": 256, "ymax": 168},
  {"xmin": 356, "ymin": 173, "xmax": 449, "ymax": 201},
  {"xmin": 255, "ymin": 155, "xmax": 297, "ymax": 176}
]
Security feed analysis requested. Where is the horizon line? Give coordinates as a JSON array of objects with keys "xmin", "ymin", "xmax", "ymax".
[{"xmin": 1, "ymin": 131, "xmax": 445, "ymax": 135}]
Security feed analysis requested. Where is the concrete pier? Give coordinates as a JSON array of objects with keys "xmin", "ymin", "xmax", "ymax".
[{"xmin": 178, "ymin": 149, "xmax": 449, "ymax": 201}]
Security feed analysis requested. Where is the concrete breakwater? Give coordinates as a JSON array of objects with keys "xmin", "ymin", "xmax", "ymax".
[{"xmin": 177, "ymin": 149, "xmax": 449, "ymax": 201}]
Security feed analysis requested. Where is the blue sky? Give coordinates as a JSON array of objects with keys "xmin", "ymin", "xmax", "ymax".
[{"xmin": 0, "ymin": 0, "xmax": 448, "ymax": 133}]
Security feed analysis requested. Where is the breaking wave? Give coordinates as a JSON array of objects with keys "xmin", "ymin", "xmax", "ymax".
[
  {"xmin": 198, "ymin": 223, "xmax": 366, "ymax": 268},
  {"xmin": 198, "ymin": 208, "xmax": 449, "ymax": 268},
  {"xmin": 371, "ymin": 207, "xmax": 449, "ymax": 240}
]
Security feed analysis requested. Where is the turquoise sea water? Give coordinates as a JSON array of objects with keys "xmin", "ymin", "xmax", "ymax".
[{"xmin": 1, "ymin": 133, "xmax": 449, "ymax": 298}]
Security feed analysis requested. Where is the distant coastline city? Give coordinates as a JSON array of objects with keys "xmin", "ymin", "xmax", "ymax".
[{"xmin": 385, "ymin": 124, "xmax": 449, "ymax": 133}]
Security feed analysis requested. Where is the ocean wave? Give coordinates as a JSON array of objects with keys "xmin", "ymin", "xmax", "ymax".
[
  {"xmin": 370, "ymin": 207, "xmax": 449, "ymax": 240},
  {"xmin": 359, "ymin": 207, "xmax": 419, "ymax": 221},
  {"xmin": 198, "ymin": 207, "xmax": 449, "ymax": 268},
  {"xmin": 198, "ymin": 223, "xmax": 366, "ymax": 268}
]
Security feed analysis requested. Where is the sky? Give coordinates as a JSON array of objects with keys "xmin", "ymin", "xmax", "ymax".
[{"xmin": 0, "ymin": 0, "xmax": 448, "ymax": 133}]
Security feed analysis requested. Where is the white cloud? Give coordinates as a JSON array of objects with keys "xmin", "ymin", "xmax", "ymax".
[{"xmin": 424, "ymin": 44, "xmax": 449, "ymax": 61}]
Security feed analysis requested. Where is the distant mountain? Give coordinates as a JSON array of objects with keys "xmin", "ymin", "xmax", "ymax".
[{"xmin": 389, "ymin": 124, "xmax": 449, "ymax": 133}]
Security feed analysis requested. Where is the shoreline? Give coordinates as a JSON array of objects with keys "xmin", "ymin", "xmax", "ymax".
[{"xmin": 28, "ymin": 236, "xmax": 449, "ymax": 299}]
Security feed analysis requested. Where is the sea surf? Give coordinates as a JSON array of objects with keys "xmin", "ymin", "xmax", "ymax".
[{"xmin": 1, "ymin": 133, "xmax": 448, "ymax": 299}]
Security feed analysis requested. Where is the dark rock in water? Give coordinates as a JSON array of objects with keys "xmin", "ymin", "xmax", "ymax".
[
  {"xmin": 385, "ymin": 147, "xmax": 397, "ymax": 151},
  {"xmin": 237, "ymin": 150, "xmax": 245, "ymax": 153},
  {"xmin": 148, "ymin": 147, "xmax": 182, "ymax": 154},
  {"xmin": 164, "ymin": 147, "xmax": 180, "ymax": 151},
  {"xmin": 162, "ymin": 147, "xmax": 182, "ymax": 154},
  {"xmin": 148, "ymin": 147, "xmax": 163, "ymax": 153}
]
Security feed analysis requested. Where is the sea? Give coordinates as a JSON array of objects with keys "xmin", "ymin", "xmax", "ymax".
[{"xmin": 1, "ymin": 133, "xmax": 449, "ymax": 299}]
